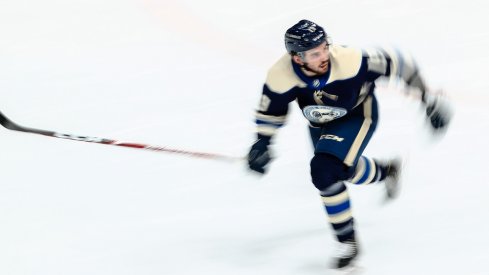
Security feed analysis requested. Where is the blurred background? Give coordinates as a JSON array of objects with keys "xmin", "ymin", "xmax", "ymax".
[{"xmin": 1, "ymin": 0, "xmax": 488, "ymax": 274}]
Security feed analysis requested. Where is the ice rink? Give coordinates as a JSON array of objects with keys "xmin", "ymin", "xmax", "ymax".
[{"xmin": 1, "ymin": 0, "xmax": 488, "ymax": 274}]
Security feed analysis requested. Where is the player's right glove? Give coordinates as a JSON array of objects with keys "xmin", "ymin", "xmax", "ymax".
[{"xmin": 247, "ymin": 136, "xmax": 272, "ymax": 174}]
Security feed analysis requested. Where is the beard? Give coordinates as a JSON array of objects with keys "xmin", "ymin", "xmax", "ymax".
[{"xmin": 302, "ymin": 60, "xmax": 329, "ymax": 75}]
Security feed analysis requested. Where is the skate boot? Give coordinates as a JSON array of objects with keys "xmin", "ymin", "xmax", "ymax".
[
  {"xmin": 332, "ymin": 237, "xmax": 359, "ymax": 269},
  {"xmin": 384, "ymin": 158, "xmax": 402, "ymax": 199}
]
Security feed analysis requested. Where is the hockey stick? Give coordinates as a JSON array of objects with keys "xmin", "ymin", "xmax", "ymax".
[{"xmin": 0, "ymin": 111, "xmax": 243, "ymax": 162}]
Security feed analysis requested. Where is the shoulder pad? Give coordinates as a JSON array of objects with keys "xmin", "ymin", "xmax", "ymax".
[
  {"xmin": 265, "ymin": 54, "xmax": 307, "ymax": 94},
  {"xmin": 328, "ymin": 45, "xmax": 363, "ymax": 83}
]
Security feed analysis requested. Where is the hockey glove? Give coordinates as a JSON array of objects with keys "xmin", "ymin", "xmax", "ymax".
[
  {"xmin": 247, "ymin": 136, "xmax": 272, "ymax": 174},
  {"xmin": 425, "ymin": 95, "xmax": 452, "ymax": 131}
]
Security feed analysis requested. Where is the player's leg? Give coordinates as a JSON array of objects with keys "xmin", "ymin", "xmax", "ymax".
[
  {"xmin": 348, "ymin": 156, "xmax": 402, "ymax": 198},
  {"xmin": 310, "ymin": 153, "xmax": 355, "ymax": 243},
  {"xmin": 309, "ymin": 95, "xmax": 379, "ymax": 268}
]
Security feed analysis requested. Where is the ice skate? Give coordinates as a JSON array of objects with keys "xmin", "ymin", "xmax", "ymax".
[
  {"xmin": 384, "ymin": 158, "xmax": 402, "ymax": 199},
  {"xmin": 332, "ymin": 237, "xmax": 359, "ymax": 269}
]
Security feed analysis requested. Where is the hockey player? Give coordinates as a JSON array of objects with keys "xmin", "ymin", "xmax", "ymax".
[{"xmin": 247, "ymin": 19, "xmax": 451, "ymax": 269}]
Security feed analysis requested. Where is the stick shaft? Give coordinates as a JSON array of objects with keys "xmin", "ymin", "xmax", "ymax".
[{"xmin": 0, "ymin": 111, "xmax": 242, "ymax": 162}]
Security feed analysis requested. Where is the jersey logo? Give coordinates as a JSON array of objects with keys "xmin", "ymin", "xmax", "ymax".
[
  {"xmin": 320, "ymin": 134, "xmax": 344, "ymax": 142},
  {"xmin": 313, "ymin": 79, "xmax": 321, "ymax": 87},
  {"xmin": 314, "ymin": 90, "xmax": 339, "ymax": 104},
  {"xmin": 303, "ymin": 105, "xmax": 347, "ymax": 124}
]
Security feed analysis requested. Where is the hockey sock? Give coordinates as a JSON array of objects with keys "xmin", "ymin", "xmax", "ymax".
[
  {"xmin": 349, "ymin": 156, "xmax": 388, "ymax": 185},
  {"xmin": 320, "ymin": 182, "xmax": 355, "ymax": 242}
]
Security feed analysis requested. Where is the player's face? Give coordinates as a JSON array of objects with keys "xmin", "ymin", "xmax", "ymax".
[{"xmin": 297, "ymin": 42, "xmax": 330, "ymax": 75}]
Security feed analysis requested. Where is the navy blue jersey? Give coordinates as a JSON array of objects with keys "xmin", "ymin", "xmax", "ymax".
[{"xmin": 255, "ymin": 45, "xmax": 423, "ymax": 137}]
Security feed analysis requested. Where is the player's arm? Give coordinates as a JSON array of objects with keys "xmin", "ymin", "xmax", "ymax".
[
  {"xmin": 364, "ymin": 48, "xmax": 428, "ymax": 100},
  {"xmin": 364, "ymin": 48, "xmax": 452, "ymax": 131},
  {"xmin": 248, "ymin": 84, "xmax": 291, "ymax": 174},
  {"xmin": 255, "ymin": 85, "xmax": 289, "ymax": 139}
]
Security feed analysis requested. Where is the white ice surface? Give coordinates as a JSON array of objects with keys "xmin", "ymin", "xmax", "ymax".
[{"xmin": 1, "ymin": 0, "xmax": 489, "ymax": 274}]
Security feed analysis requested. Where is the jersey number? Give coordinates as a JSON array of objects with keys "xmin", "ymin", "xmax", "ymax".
[{"xmin": 258, "ymin": 95, "xmax": 271, "ymax": 112}]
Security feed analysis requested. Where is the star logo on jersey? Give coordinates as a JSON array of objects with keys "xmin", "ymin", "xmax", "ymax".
[{"xmin": 314, "ymin": 90, "xmax": 339, "ymax": 105}]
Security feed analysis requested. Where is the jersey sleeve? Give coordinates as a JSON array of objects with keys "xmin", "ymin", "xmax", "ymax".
[
  {"xmin": 363, "ymin": 47, "xmax": 427, "ymax": 97},
  {"xmin": 255, "ymin": 84, "xmax": 291, "ymax": 138},
  {"xmin": 254, "ymin": 54, "xmax": 304, "ymax": 139}
]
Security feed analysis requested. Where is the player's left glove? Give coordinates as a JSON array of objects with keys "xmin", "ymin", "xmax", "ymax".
[{"xmin": 424, "ymin": 94, "xmax": 453, "ymax": 131}]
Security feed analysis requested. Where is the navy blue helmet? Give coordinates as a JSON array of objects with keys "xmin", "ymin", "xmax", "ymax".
[{"xmin": 285, "ymin": 20, "xmax": 328, "ymax": 54}]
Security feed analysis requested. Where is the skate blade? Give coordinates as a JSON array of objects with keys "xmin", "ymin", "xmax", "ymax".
[{"xmin": 331, "ymin": 265, "xmax": 365, "ymax": 275}]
